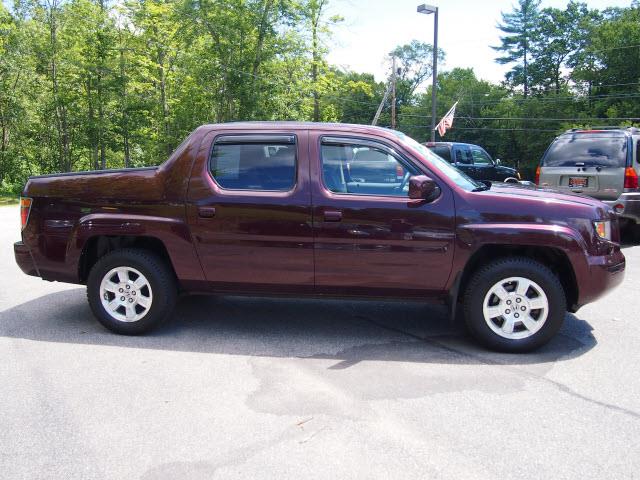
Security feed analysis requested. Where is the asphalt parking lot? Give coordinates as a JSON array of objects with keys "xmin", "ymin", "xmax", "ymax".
[{"xmin": 1, "ymin": 204, "xmax": 639, "ymax": 480}]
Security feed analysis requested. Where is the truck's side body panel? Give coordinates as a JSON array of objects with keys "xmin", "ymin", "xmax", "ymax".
[{"xmin": 15, "ymin": 122, "xmax": 624, "ymax": 313}]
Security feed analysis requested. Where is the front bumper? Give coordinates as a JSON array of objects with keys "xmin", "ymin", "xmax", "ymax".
[
  {"xmin": 14, "ymin": 241, "xmax": 39, "ymax": 277},
  {"xmin": 604, "ymin": 192, "xmax": 640, "ymax": 224},
  {"xmin": 573, "ymin": 248, "xmax": 625, "ymax": 310}
]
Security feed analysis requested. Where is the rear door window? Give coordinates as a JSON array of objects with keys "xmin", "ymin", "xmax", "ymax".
[
  {"xmin": 542, "ymin": 133, "xmax": 628, "ymax": 167},
  {"xmin": 210, "ymin": 135, "xmax": 296, "ymax": 191}
]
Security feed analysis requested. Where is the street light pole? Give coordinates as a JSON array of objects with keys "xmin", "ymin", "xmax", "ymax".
[{"xmin": 417, "ymin": 4, "xmax": 439, "ymax": 142}]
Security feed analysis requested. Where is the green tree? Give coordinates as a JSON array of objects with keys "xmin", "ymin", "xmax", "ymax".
[
  {"xmin": 493, "ymin": 0, "xmax": 541, "ymax": 97},
  {"xmin": 390, "ymin": 40, "xmax": 444, "ymax": 106},
  {"xmin": 573, "ymin": 4, "xmax": 640, "ymax": 118},
  {"xmin": 530, "ymin": 2, "xmax": 597, "ymax": 94}
]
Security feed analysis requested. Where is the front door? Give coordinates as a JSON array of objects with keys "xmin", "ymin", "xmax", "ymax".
[
  {"xmin": 187, "ymin": 130, "xmax": 314, "ymax": 294},
  {"xmin": 310, "ymin": 132, "xmax": 456, "ymax": 297}
]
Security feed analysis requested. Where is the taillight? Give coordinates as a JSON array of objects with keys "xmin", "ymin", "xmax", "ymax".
[
  {"xmin": 624, "ymin": 167, "xmax": 638, "ymax": 189},
  {"xmin": 20, "ymin": 197, "xmax": 32, "ymax": 231},
  {"xmin": 535, "ymin": 165, "xmax": 541, "ymax": 185}
]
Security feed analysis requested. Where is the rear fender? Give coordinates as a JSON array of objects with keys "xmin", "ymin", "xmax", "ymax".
[{"xmin": 67, "ymin": 213, "xmax": 205, "ymax": 284}]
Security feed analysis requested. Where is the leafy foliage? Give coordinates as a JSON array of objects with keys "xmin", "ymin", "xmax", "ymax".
[{"xmin": 0, "ymin": 0, "xmax": 639, "ymax": 190}]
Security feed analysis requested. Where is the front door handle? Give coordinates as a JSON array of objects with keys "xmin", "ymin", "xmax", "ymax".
[
  {"xmin": 198, "ymin": 206, "xmax": 216, "ymax": 218},
  {"xmin": 323, "ymin": 210, "xmax": 342, "ymax": 222}
]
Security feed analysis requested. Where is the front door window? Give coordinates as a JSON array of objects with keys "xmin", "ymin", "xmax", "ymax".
[
  {"xmin": 321, "ymin": 142, "xmax": 418, "ymax": 197},
  {"xmin": 470, "ymin": 147, "xmax": 493, "ymax": 166}
]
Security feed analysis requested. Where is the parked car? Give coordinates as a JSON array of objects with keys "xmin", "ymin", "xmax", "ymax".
[
  {"xmin": 14, "ymin": 122, "xmax": 625, "ymax": 352},
  {"xmin": 536, "ymin": 127, "xmax": 640, "ymax": 239},
  {"xmin": 424, "ymin": 141, "xmax": 521, "ymax": 183}
]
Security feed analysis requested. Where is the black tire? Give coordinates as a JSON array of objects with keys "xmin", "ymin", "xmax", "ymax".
[
  {"xmin": 87, "ymin": 248, "xmax": 177, "ymax": 335},
  {"xmin": 463, "ymin": 257, "xmax": 566, "ymax": 353}
]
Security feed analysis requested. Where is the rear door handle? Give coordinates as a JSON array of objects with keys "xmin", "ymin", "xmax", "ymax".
[
  {"xmin": 198, "ymin": 206, "xmax": 216, "ymax": 218},
  {"xmin": 323, "ymin": 210, "xmax": 342, "ymax": 222}
]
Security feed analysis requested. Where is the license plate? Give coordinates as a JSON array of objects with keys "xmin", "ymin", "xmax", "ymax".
[{"xmin": 568, "ymin": 177, "xmax": 588, "ymax": 188}]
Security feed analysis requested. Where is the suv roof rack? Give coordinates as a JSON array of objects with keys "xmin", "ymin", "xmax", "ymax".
[{"xmin": 565, "ymin": 126, "xmax": 640, "ymax": 134}]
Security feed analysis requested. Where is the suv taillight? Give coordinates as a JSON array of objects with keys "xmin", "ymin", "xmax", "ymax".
[
  {"xmin": 20, "ymin": 197, "xmax": 32, "ymax": 231},
  {"xmin": 624, "ymin": 167, "xmax": 639, "ymax": 189},
  {"xmin": 535, "ymin": 165, "xmax": 541, "ymax": 185}
]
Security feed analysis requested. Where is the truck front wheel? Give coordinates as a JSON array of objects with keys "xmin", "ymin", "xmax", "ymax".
[
  {"xmin": 463, "ymin": 257, "xmax": 566, "ymax": 352},
  {"xmin": 86, "ymin": 248, "xmax": 177, "ymax": 335}
]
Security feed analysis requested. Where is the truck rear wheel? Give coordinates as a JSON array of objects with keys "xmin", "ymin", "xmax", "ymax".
[
  {"xmin": 463, "ymin": 257, "xmax": 566, "ymax": 352},
  {"xmin": 86, "ymin": 248, "xmax": 176, "ymax": 335}
]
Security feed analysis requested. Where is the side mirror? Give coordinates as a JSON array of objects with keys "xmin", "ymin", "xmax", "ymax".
[
  {"xmin": 495, "ymin": 158, "xmax": 502, "ymax": 165},
  {"xmin": 408, "ymin": 175, "xmax": 441, "ymax": 202}
]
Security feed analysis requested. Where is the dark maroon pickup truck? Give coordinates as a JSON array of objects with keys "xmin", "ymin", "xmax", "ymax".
[{"xmin": 14, "ymin": 122, "xmax": 625, "ymax": 351}]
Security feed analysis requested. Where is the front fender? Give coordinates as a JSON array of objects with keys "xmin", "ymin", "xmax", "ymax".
[{"xmin": 449, "ymin": 222, "xmax": 589, "ymax": 299}]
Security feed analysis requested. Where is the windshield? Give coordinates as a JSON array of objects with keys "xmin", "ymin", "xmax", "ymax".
[
  {"xmin": 389, "ymin": 130, "xmax": 482, "ymax": 191},
  {"xmin": 543, "ymin": 133, "xmax": 628, "ymax": 167}
]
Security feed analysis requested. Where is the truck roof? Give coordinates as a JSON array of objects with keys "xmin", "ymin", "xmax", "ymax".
[
  {"xmin": 199, "ymin": 121, "xmax": 397, "ymax": 135},
  {"xmin": 563, "ymin": 126, "xmax": 640, "ymax": 135},
  {"xmin": 424, "ymin": 142, "xmax": 476, "ymax": 147}
]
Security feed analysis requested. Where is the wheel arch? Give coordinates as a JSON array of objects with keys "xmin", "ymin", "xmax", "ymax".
[
  {"xmin": 457, "ymin": 244, "xmax": 578, "ymax": 311},
  {"xmin": 79, "ymin": 235, "xmax": 176, "ymax": 283}
]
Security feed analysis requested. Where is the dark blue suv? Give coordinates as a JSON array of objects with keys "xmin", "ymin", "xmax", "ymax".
[{"xmin": 425, "ymin": 142, "xmax": 521, "ymax": 183}]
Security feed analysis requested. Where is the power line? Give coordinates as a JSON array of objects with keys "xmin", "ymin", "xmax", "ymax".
[
  {"xmin": 216, "ymin": 62, "xmax": 383, "ymax": 109},
  {"xmin": 398, "ymin": 125, "xmax": 561, "ymax": 132},
  {"xmin": 452, "ymin": 92, "xmax": 640, "ymax": 107},
  {"xmin": 471, "ymin": 116, "xmax": 640, "ymax": 122},
  {"xmin": 398, "ymin": 113, "xmax": 640, "ymax": 122},
  {"xmin": 575, "ymin": 81, "xmax": 640, "ymax": 89},
  {"xmin": 584, "ymin": 43, "xmax": 640, "ymax": 55}
]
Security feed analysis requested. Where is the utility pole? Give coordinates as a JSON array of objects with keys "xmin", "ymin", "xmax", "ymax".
[
  {"xmin": 391, "ymin": 56, "xmax": 397, "ymax": 130},
  {"xmin": 371, "ymin": 82, "xmax": 392, "ymax": 126}
]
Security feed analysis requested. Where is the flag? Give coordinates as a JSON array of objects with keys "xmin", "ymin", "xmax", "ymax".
[{"xmin": 435, "ymin": 101, "xmax": 458, "ymax": 137}]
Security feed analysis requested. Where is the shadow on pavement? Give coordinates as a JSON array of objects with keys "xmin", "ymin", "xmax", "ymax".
[
  {"xmin": 0, "ymin": 288, "xmax": 596, "ymax": 366},
  {"xmin": 621, "ymin": 225, "xmax": 640, "ymax": 248}
]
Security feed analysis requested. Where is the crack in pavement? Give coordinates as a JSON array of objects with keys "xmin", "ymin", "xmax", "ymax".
[{"xmin": 354, "ymin": 314, "xmax": 640, "ymax": 421}]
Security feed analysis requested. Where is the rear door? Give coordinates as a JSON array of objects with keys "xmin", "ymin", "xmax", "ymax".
[
  {"xmin": 539, "ymin": 131, "xmax": 628, "ymax": 200},
  {"xmin": 187, "ymin": 130, "xmax": 314, "ymax": 294}
]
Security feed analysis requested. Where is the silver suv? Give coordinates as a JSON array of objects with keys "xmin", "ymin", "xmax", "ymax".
[{"xmin": 537, "ymin": 127, "xmax": 640, "ymax": 237}]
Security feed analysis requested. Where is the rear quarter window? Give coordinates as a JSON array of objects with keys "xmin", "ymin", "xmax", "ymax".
[
  {"xmin": 430, "ymin": 146, "xmax": 452, "ymax": 162},
  {"xmin": 542, "ymin": 133, "xmax": 628, "ymax": 168}
]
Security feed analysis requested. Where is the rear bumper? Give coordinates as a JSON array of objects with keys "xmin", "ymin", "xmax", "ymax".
[
  {"xmin": 573, "ymin": 248, "xmax": 625, "ymax": 310},
  {"xmin": 14, "ymin": 241, "xmax": 39, "ymax": 277},
  {"xmin": 604, "ymin": 192, "xmax": 640, "ymax": 224}
]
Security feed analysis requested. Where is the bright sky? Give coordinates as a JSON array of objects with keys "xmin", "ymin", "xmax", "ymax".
[{"xmin": 326, "ymin": 0, "xmax": 634, "ymax": 85}]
